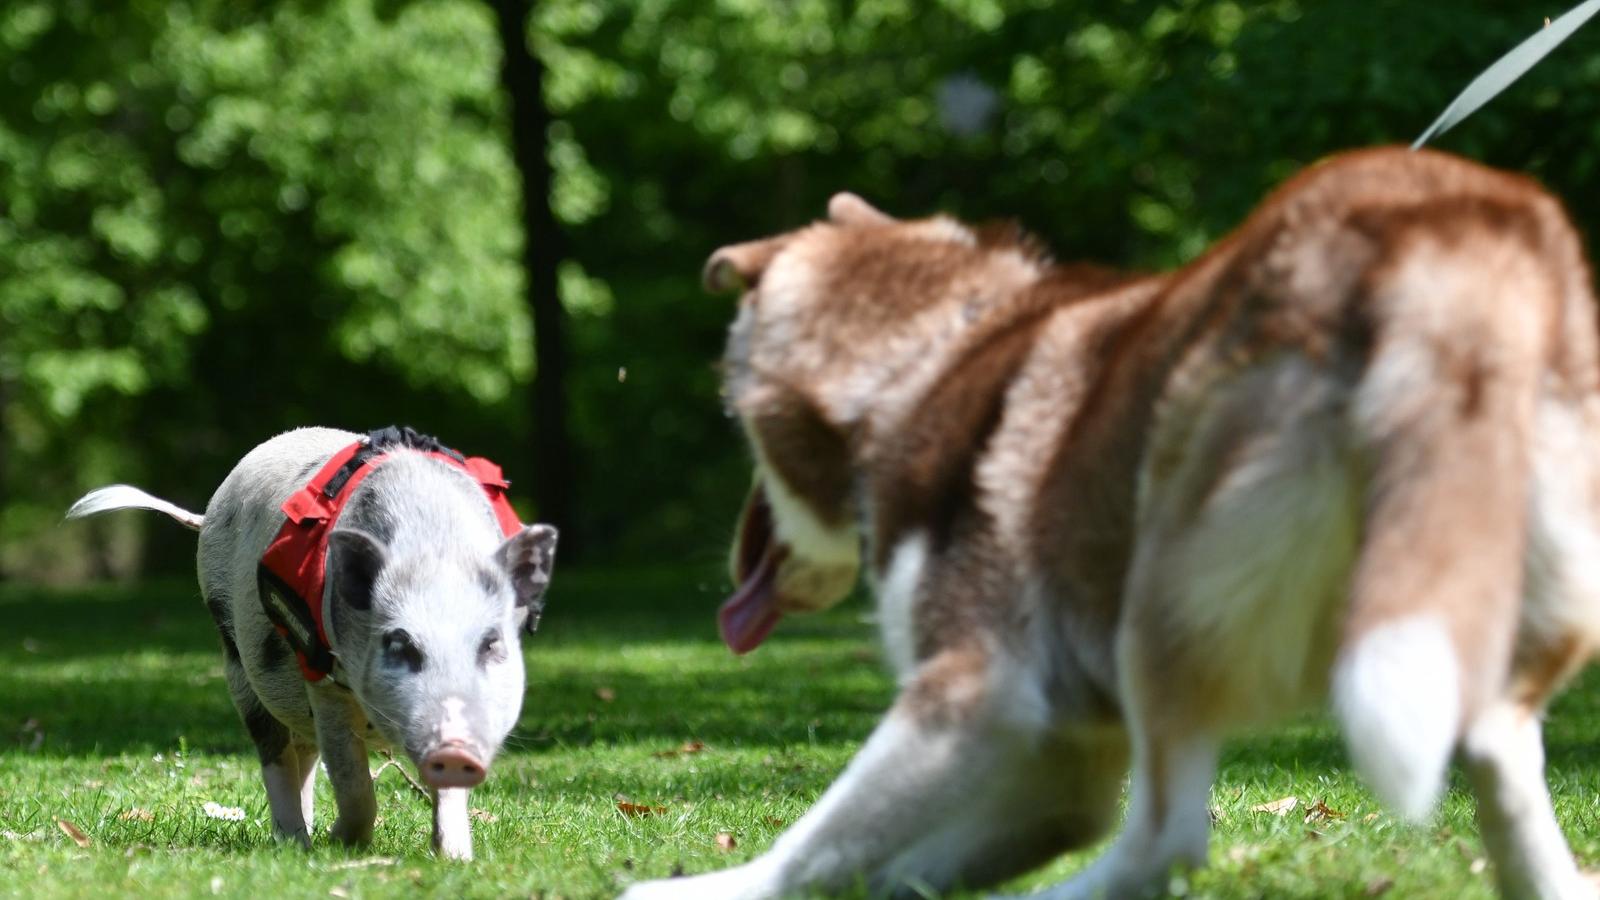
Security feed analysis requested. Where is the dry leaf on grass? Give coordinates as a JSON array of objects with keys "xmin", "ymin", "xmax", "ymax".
[
  {"xmin": 651, "ymin": 741, "xmax": 707, "ymax": 758},
  {"xmin": 119, "ymin": 808, "xmax": 154, "ymax": 823},
  {"xmin": 595, "ymin": 687, "xmax": 617, "ymax": 703},
  {"xmin": 616, "ymin": 801, "xmax": 667, "ymax": 818},
  {"xmin": 1303, "ymin": 800, "xmax": 1344, "ymax": 824},
  {"xmin": 1364, "ymin": 875, "xmax": 1394, "ymax": 896},
  {"xmin": 469, "ymin": 809, "xmax": 498, "ymax": 823},
  {"xmin": 1250, "ymin": 796, "xmax": 1298, "ymax": 816},
  {"xmin": 715, "ymin": 832, "xmax": 737, "ymax": 852},
  {"xmin": 763, "ymin": 816, "xmax": 786, "ymax": 828},
  {"xmin": 57, "ymin": 820, "xmax": 90, "ymax": 848}
]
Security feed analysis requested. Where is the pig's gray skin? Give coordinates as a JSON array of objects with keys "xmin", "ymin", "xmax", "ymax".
[{"xmin": 67, "ymin": 427, "xmax": 557, "ymax": 860}]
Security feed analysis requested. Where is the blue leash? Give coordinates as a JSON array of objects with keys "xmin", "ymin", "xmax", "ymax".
[{"xmin": 1413, "ymin": 1, "xmax": 1600, "ymax": 149}]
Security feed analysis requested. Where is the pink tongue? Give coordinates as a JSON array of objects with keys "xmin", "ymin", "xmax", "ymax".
[{"xmin": 718, "ymin": 544, "xmax": 783, "ymax": 655}]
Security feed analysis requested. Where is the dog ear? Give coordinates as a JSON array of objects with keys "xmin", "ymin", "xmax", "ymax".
[
  {"xmin": 828, "ymin": 192, "xmax": 895, "ymax": 227},
  {"xmin": 704, "ymin": 237, "xmax": 789, "ymax": 294}
]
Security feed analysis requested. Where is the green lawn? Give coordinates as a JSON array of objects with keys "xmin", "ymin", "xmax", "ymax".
[{"xmin": 5, "ymin": 569, "xmax": 1600, "ymax": 898}]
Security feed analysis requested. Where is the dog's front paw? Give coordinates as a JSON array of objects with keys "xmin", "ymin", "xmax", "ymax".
[
  {"xmin": 617, "ymin": 882, "xmax": 683, "ymax": 900},
  {"xmin": 619, "ymin": 864, "xmax": 776, "ymax": 900},
  {"xmin": 618, "ymin": 879, "xmax": 716, "ymax": 900}
]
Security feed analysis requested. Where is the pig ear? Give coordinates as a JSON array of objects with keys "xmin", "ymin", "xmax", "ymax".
[
  {"xmin": 495, "ymin": 524, "xmax": 558, "ymax": 634},
  {"xmin": 328, "ymin": 528, "xmax": 388, "ymax": 613}
]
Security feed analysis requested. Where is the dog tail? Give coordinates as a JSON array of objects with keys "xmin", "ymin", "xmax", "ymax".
[
  {"xmin": 1329, "ymin": 203, "xmax": 1558, "ymax": 821},
  {"xmin": 67, "ymin": 485, "xmax": 205, "ymax": 532}
]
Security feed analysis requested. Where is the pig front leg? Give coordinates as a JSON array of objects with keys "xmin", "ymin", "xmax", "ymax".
[
  {"xmin": 431, "ymin": 787, "xmax": 473, "ymax": 861},
  {"xmin": 311, "ymin": 689, "xmax": 377, "ymax": 847}
]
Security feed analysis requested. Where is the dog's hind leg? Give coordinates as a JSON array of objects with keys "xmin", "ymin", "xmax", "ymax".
[
  {"xmin": 620, "ymin": 647, "xmax": 1068, "ymax": 900},
  {"xmin": 1460, "ymin": 702, "xmax": 1591, "ymax": 899},
  {"xmin": 1457, "ymin": 401, "xmax": 1600, "ymax": 900}
]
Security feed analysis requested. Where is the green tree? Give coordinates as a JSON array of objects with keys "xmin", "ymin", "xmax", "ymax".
[
  {"xmin": 1, "ymin": 0, "xmax": 530, "ymax": 574},
  {"xmin": 6, "ymin": 1, "xmax": 1600, "ymax": 576}
]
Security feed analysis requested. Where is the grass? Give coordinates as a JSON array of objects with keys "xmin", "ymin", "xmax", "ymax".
[{"xmin": 4, "ymin": 568, "xmax": 1600, "ymax": 898}]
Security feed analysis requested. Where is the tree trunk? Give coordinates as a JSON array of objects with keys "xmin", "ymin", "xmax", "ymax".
[
  {"xmin": 0, "ymin": 371, "xmax": 9, "ymax": 583},
  {"xmin": 490, "ymin": 0, "xmax": 577, "ymax": 556}
]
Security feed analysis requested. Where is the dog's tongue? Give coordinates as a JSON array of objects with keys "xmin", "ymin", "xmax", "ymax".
[{"xmin": 718, "ymin": 542, "xmax": 782, "ymax": 655}]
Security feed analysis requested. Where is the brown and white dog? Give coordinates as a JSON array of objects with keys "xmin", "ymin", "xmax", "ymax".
[{"xmin": 623, "ymin": 147, "xmax": 1600, "ymax": 899}]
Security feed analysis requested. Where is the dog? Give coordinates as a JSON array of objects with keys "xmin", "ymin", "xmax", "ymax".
[{"xmin": 622, "ymin": 147, "xmax": 1600, "ymax": 898}]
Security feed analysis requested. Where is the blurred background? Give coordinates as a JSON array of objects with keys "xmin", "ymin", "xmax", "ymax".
[{"xmin": 3, "ymin": 0, "xmax": 1598, "ymax": 581}]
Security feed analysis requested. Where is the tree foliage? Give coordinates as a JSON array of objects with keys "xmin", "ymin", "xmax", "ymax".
[{"xmin": 4, "ymin": 0, "xmax": 1600, "ymax": 574}]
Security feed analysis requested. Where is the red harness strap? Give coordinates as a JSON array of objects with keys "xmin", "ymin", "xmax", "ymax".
[{"xmin": 257, "ymin": 436, "xmax": 521, "ymax": 682}]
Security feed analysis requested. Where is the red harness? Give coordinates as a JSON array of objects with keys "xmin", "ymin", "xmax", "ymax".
[{"xmin": 257, "ymin": 433, "xmax": 521, "ymax": 682}]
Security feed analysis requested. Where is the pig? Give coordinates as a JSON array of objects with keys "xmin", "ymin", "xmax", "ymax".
[{"xmin": 66, "ymin": 426, "xmax": 557, "ymax": 860}]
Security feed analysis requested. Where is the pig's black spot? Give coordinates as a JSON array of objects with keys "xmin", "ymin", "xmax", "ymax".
[
  {"xmin": 216, "ymin": 505, "xmax": 237, "ymax": 530},
  {"xmin": 295, "ymin": 459, "xmax": 320, "ymax": 484},
  {"xmin": 205, "ymin": 591, "xmax": 239, "ymax": 663},
  {"xmin": 204, "ymin": 591, "xmax": 231, "ymax": 628},
  {"xmin": 258, "ymin": 631, "xmax": 290, "ymax": 671},
  {"xmin": 343, "ymin": 490, "xmax": 394, "ymax": 541},
  {"xmin": 240, "ymin": 699, "xmax": 290, "ymax": 764},
  {"xmin": 218, "ymin": 630, "xmax": 241, "ymax": 665},
  {"xmin": 345, "ymin": 491, "xmax": 375, "ymax": 523},
  {"xmin": 477, "ymin": 566, "xmax": 505, "ymax": 595}
]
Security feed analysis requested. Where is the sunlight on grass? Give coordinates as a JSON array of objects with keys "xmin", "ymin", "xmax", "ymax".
[{"xmin": 5, "ymin": 572, "xmax": 1599, "ymax": 897}]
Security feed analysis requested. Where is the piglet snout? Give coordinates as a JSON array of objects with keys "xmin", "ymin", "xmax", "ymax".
[{"xmin": 421, "ymin": 742, "xmax": 487, "ymax": 789}]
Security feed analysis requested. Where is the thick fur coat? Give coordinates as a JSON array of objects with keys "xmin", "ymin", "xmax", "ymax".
[{"xmin": 624, "ymin": 148, "xmax": 1600, "ymax": 899}]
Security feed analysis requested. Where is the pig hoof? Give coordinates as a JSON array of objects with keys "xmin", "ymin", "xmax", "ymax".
[
  {"xmin": 273, "ymin": 828, "xmax": 312, "ymax": 850},
  {"xmin": 329, "ymin": 819, "xmax": 373, "ymax": 846},
  {"xmin": 433, "ymin": 839, "xmax": 473, "ymax": 862},
  {"xmin": 432, "ymin": 828, "xmax": 473, "ymax": 861}
]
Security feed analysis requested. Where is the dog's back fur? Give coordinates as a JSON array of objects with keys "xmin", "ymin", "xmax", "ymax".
[{"xmin": 623, "ymin": 148, "xmax": 1600, "ymax": 900}]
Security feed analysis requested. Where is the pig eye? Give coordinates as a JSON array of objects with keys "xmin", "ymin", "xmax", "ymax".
[
  {"xmin": 382, "ymin": 629, "xmax": 424, "ymax": 672},
  {"xmin": 478, "ymin": 629, "xmax": 506, "ymax": 666}
]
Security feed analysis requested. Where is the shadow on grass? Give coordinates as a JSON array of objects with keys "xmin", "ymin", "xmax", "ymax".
[
  {"xmin": 0, "ymin": 570, "xmax": 893, "ymax": 758},
  {"xmin": 9, "ymin": 570, "xmax": 1600, "ymax": 785}
]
